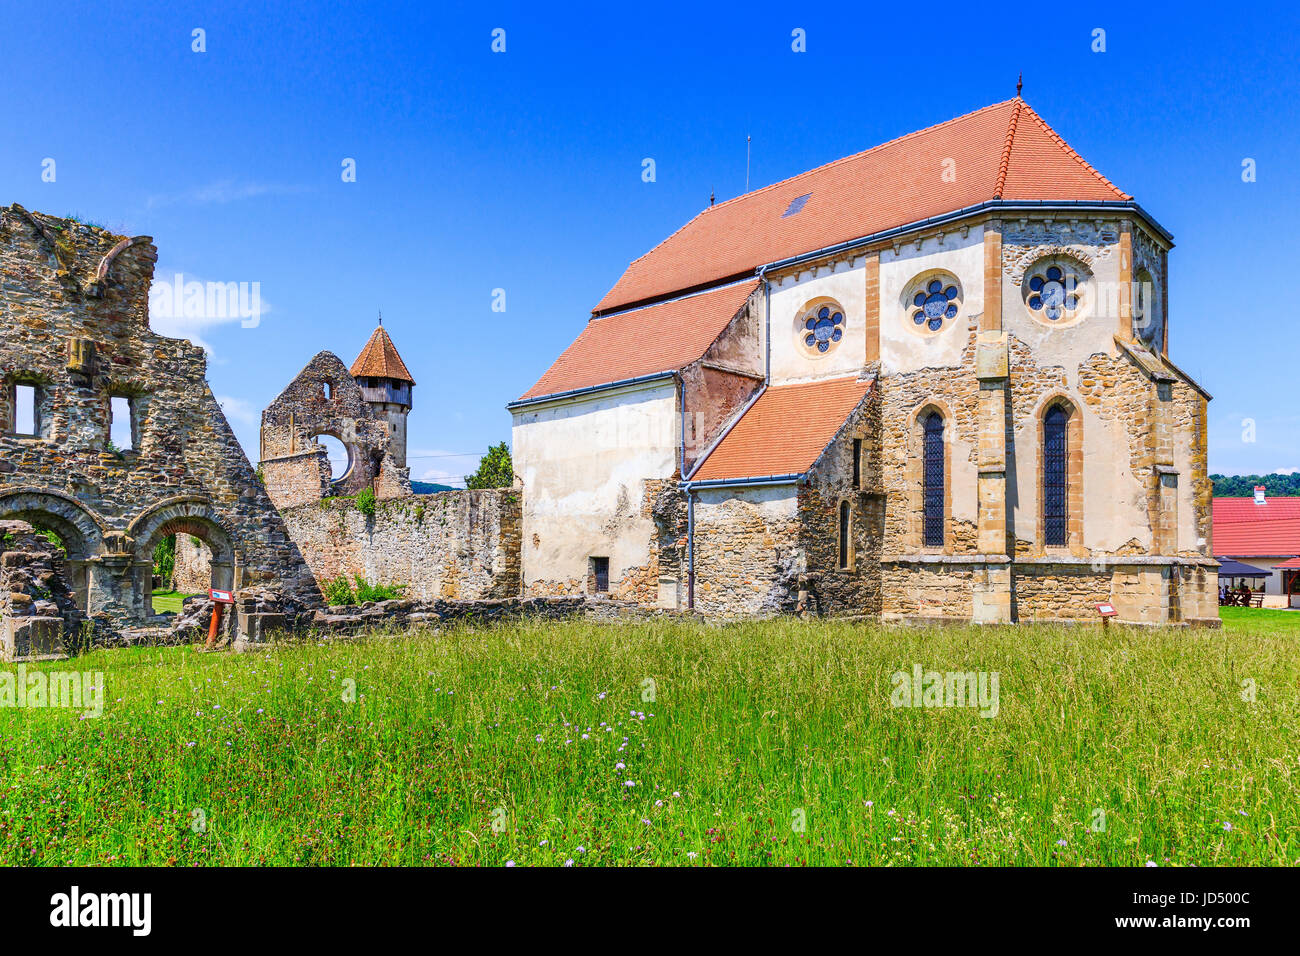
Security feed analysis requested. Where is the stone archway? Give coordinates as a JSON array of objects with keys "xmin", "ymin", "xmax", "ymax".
[
  {"xmin": 0, "ymin": 488, "xmax": 105, "ymax": 610},
  {"xmin": 127, "ymin": 498, "xmax": 237, "ymax": 618}
]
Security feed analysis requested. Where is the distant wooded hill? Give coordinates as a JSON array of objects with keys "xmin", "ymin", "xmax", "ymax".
[
  {"xmin": 1211, "ymin": 473, "xmax": 1300, "ymax": 497},
  {"xmin": 410, "ymin": 480, "xmax": 455, "ymax": 495}
]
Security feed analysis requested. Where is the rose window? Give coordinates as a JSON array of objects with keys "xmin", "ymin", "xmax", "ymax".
[
  {"xmin": 911, "ymin": 279, "xmax": 959, "ymax": 332},
  {"xmin": 1026, "ymin": 265, "xmax": 1080, "ymax": 321},
  {"xmin": 802, "ymin": 304, "xmax": 844, "ymax": 353}
]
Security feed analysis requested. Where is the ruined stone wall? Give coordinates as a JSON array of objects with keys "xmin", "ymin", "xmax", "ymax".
[
  {"xmin": 691, "ymin": 485, "xmax": 801, "ymax": 616},
  {"xmin": 172, "ymin": 533, "xmax": 212, "ymax": 593},
  {"xmin": 0, "ymin": 519, "xmax": 81, "ymax": 659},
  {"xmin": 795, "ymin": 385, "xmax": 883, "ymax": 617},
  {"xmin": 0, "ymin": 205, "xmax": 317, "ymax": 626},
  {"xmin": 278, "ymin": 489, "xmax": 521, "ymax": 602},
  {"xmin": 260, "ymin": 350, "xmax": 409, "ymax": 509}
]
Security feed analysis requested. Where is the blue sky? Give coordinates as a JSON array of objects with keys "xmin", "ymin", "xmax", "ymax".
[{"xmin": 4, "ymin": 0, "xmax": 1298, "ymax": 482}]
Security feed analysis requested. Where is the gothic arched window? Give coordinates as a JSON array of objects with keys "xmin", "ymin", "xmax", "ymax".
[
  {"xmin": 922, "ymin": 411, "xmax": 945, "ymax": 547},
  {"xmin": 1043, "ymin": 404, "xmax": 1069, "ymax": 547}
]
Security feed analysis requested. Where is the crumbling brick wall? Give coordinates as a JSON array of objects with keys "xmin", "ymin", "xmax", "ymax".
[
  {"xmin": 277, "ymin": 489, "xmax": 521, "ymax": 602},
  {"xmin": 0, "ymin": 204, "xmax": 318, "ymax": 628}
]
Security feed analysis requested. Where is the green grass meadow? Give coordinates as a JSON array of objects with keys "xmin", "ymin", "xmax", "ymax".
[
  {"xmin": 1, "ymin": 611, "xmax": 1297, "ymax": 866},
  {"xmin": 149, "ymin": 590, "xmax": 199, "ymax": 615}
]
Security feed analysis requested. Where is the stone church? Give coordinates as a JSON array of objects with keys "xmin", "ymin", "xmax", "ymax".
[{"xmin": 512, "ymin": 98, "xmax": 1218, "ymax": 626}]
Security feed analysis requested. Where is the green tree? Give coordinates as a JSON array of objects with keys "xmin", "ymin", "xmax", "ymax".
[
  {"xmin": 465, "ymin": 442, "xmax": 514, "ymax": 489},
  {"xmin": 153, "ymin": 533, "xmax": 176, "ymax": 585},
  {"xmin": 1211, "ymin": 473, "xmax": 1300, "ymax": 497}
]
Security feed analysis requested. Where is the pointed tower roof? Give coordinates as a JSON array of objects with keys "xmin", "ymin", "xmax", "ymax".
[{"xmin": 351, "ymin": 326, "xmax": 416, "ymax": 385}]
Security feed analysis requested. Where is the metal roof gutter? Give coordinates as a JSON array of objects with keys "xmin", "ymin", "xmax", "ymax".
[
  {"xmin": 683, "ymin": 473, "xmax": 804, "ymax": 490},
  {"xmin": 595, "ymin": 200, "xmax": 1173, "ymax": 316},
  {"xmin": 507, "ymin": 370, "xmax": 677, "ymax": 411}
]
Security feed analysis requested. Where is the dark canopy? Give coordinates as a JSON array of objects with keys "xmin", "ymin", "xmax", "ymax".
[{"xmin": 1215, "ymin": 558, "xmax": 1273, "ymax": 578}]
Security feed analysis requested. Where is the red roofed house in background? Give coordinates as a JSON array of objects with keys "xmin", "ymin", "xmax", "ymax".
[
  {"xmin": 1212, "ymin": 488, "xmax": 1300, "ymax": 607},
  {"xmin": 510, "ymin": 98, "xmax": 1218, "ymax": 624}
]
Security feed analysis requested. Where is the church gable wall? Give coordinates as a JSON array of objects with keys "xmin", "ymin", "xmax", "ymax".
[{"xmin": 512, "ymin": 379, "xmax": 679, "ymax": 602}]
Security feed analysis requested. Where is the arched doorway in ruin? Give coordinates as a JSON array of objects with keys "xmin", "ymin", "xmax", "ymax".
[
  {"xmin": 0, "ymin": 488, "xmax": 105, "ymax": 611},
  {"xmin": 127, "ymin": 498, "xmax": 237, "ymax": 618}
]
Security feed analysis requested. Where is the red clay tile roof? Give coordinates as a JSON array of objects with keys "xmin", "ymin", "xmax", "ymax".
[
  {"xmin": 351, "ymin": 326, "xmax": 415, "ymax": 384},
  {"xmin": 690, "ymin": 375, "xmax": 874, "ymax": 482},
  {"xmin": 1213, "ymin": 517, "xmax": 1300, "ymax": 557},
  {"xmin": 518, "ymin": 280, "xmax": 757, "ymax": 402},
  {"xmin": 1212, "ymin": 496, "xmax": 1300, "ymax": 524},
  {"xmin": 595, "ymin": 99, "xmax": 1129, "ymax": 312},
  {"xmin": 1213, "ymin": 496, "xmax": 1300, "ymax": 556}
]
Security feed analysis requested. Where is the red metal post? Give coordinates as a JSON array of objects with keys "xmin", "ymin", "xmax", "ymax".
[{"xmin": 206, "ymin": 603, "xmax": 223, "ymax": 649}]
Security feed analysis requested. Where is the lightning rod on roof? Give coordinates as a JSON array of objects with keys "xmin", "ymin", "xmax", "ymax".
[
  {"xmin": 1016, "ymin": 73, "xmax": 1023, "ymax": 97},
  {"xmin": 746, "ymin": 135, "xmax": 751, "ymax": 193},
  {"xmin": 710, "ymin": 188, "xmax": 715, "ymax": 207},
  {"xmin": 378, "ymin": 309, "xmax": 383, "ymax": 326}
]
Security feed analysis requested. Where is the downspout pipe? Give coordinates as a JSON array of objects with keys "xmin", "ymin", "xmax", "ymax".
[{"xmin": 686, "ymin": 488, "xmax": 695, "ymax": 610}]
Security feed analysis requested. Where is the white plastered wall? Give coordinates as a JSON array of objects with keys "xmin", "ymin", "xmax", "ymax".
[
  {"xmin": 878, "ymin": 226, "xmax": 985, "ymax": 375},
  {"xmin": 768, "ymin": 258, "xmax": 867, "ymax": 384},
  {"xmin": 512, "ymin": 379, "xmax": 679, "ymax": 594}
]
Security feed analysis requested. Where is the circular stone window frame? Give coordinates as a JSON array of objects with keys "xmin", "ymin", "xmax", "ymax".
[
  {"xmin": 900, "ymin": 270, "xmax": 964, "ymax": 338},
  {"xmin": 793, "ymin": 296, "xmax": 848, "ymax": 359},
  {"xmin": 1021, "ymin": 254, "xmax": 1091, "ymax": 328}
]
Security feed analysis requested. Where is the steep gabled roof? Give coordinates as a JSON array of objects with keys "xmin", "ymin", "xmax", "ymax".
[
  {"xmin": 517, "ymin": 280, "xmax": 758, "ymax": 403},
  {"xmin": 1213, "ymin": 496, "xmax": 1300, "ymax": 557},
  {"xmin": 1213, "ymin": 517, "xmax": 1300, "ymax": 557},
  {"xmin": 690, "ymin": 375, "xmax": 874, "ymax": 483},
  {"xmin": 1212, "ymin": 496, "xmax": 1300, "ymax": 524},
  {"xmin": 595, "ymin": 99, "xmax": 1130, "ymax": 313},
  {"xmin": 351, "ymin": 326, "xmax": 415, "ymax": 385}
]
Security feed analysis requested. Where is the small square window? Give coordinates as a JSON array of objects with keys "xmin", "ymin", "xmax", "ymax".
[
  {"xmin": 13, "ymin": 383, "xmax": 38, "ymax": 436},
  {"xmin": 590, "ymin": 556, "xmax": 610, "ymax": 594}
]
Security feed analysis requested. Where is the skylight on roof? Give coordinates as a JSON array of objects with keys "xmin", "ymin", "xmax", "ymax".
[{"xmin": 781, "ymin": 193, "xmax": 811, "ymax": 218}]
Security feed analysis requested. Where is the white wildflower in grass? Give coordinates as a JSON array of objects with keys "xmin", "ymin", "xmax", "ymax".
[
  {"xmin": 687, "ymin": 851, "xmax": 698, "ymax": 859},
  {"xmin": 1146, "ymin": 861, "xmax": 1158, "ymax": 867},
  {"xmin": 624, "ymin": 780, "xmax": 635, "ymax": 788},
  {"xmin": 1056, "ymin": 839, "xmax": 1068, "ymax": 847},
  {"xmin": 576, "ymin": 846, "xmax": 585, "ymax": 853},
  {"xmin": 615, "ymin": 762, "xmax": 625, "ymax": 771},
  {"xmin": 505, "ymin": 860, "xmax": 515, "ymax": 867},
  {"xmin": 564, "ymin": 859, "xmax": 574, "ymax": 867},
  {"xmin": 1222, "ymin": 821, "xmax": 1232, "ymax": 831}
]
